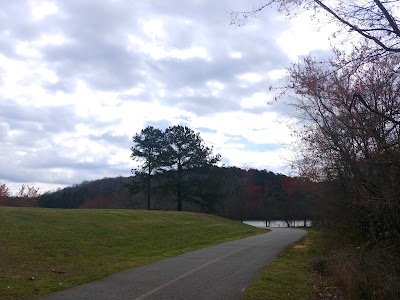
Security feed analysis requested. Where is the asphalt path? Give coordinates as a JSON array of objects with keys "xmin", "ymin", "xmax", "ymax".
[{"xmin": 42, "ymin": 228, "xmax": 307, "ymax": 300}]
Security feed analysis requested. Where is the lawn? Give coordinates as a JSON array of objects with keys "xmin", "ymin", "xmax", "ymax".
[{"xmin": 0, "ymin": 207, "xmax": 265, "ymax": 299}]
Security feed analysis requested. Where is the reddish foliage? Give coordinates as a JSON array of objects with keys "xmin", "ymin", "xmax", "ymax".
[
  {"xmin": 281, "ymin": 177, "xmax": 297, "ymax": 195},
  {"xmin": 82, "ymin": 195, "xmax": 113, "ymax": 209}
]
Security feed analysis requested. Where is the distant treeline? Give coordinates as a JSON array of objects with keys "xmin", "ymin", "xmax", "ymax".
[{"xmin": 36, "ymin": 166, "xmax": 312, "ymax": 222}]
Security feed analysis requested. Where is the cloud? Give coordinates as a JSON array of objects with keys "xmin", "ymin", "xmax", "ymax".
[
  {"xmin": 0, "ymin": 0, "xmax": 335, "ymax": 192},
  {"xmin": 89, "ymin": 132, "xmax": 131, "ymax": 148},
  {"xmin": 0, "ymin": 101, "xmax": 78, "ymax": 135},
  {"xmin": 143, "ymin": 119, "xmax": 172, "ymax": 131}
]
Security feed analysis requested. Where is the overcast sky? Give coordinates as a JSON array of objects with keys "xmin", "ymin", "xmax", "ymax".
[{"xmin": 0, "ymin": 0, "xmax": 334, "ymax": 193}]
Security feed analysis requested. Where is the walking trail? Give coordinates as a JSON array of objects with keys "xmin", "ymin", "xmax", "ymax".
[{"xmin": 42, "ymin": 228, "xmax": 307, "ymax": 300}]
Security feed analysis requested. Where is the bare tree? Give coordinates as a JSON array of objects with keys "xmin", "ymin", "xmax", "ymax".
[
  {"xmin": 15, "ymin": 184, "xmax": 40, "ymax": 207},
  {"xmin": 231, "ymin": 0, "xmax": 400, "ymax": 53},
  {"xmin": 288, "ymin": 46, "xmax": 400, "ymax": 243},
  {"xmin": 0, "ymin": 183, "xmax": 11, "ymax": 206}
]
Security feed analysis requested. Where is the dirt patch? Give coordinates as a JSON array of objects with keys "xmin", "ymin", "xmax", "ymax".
[
  {"xmin": 293, "ymin": 245, "xmax": 307, "ymax": 249},
  {"xmin": 293, "ymin": 237, "xmax": 311, "ymax": 249}
]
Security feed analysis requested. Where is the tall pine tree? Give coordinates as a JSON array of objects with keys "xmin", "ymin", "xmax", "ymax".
[
  {"xmin": 163, "ymin": 125, "xmax": 220, "ymax": 211},
  {"xmin": 130, "ymin": 126, "xmax": 165, "ymax": 210}
]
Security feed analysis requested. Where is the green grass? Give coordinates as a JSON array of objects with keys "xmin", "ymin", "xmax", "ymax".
[
  {"xmin": 243, "ymin": 228, "xmax": 322, "ymax": 300},
  {"xmin": 0, "ymin": 207, "xmax": 266, "ymax": 299}
]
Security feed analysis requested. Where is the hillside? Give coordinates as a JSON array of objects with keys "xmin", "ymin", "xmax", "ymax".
[
  {"xmin": 0, "ymin": 207, "xmax": 265, "ymax": 299},
  {"xmin": 39, "ymin": 176, "xmax": 135, "ymax": 209},
  {"xmin": 37, "ymin": 167, "xmax": 311, "ymax": 222}
]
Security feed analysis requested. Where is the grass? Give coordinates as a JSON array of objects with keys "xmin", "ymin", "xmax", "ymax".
[
  {"xmin": 243, "ymin": 228, "xmax": 323, "ymax": 300},
  {"xmin": 0, "ymin": 207, "xmax": 266, "ymax": 299}
]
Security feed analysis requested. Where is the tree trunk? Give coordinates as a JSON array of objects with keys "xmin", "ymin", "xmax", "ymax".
[
  {"xmin": 177, "ymin": 185, "xmax": 182, "ymax": 211},
  {"xmin": 240, "ymin": 198, "xmax": 244, "ymax": 222},
  {"xmin": 177, "ymin": 180, "xmax": 182, "ymax": 211},
  {"xmin": 147, "ymin": 171, "xmax": 151, "ymax": 210},
  {"xmin": 177, "ymin": 163, "xmax": 182, "ymax": 211}
]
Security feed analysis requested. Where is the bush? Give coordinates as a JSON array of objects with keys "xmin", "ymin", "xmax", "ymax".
[{"xmin": 312, "ymin": 247, "xmax": 400, "ymax": 299}]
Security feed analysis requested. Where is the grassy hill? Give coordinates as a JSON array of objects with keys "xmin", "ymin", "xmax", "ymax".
[{"xmin": 0, "ymin": 207, "xmax": 265, "ymax": 299}]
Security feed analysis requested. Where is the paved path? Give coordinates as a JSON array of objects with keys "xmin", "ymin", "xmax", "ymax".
[{"xmin": 42, "ymin": 228, "xmax": 307, "ymax": 300}]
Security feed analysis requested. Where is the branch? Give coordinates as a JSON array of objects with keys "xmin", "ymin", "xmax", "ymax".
[
  {"xmin": 373, "ymin": 0, "xmax": 400, "ymax": 37},
  {"xmin": 353, "ymin": 93, "xmax": 400, "ymax": 126},
  {"xmin": 229, "ymin": 3, "xmax": 271, "ymax": 26},
  {"xmin": 315, "ymin": 0, "xmax": 400, "ymax": 52}
]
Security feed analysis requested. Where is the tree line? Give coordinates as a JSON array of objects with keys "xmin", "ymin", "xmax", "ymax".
[
  {"xmin": 0, "ymin": 168, "xmax": 312, "ymax": 224},
  {"xmin": 0, "ymin": 183, "xmax": 40, "ymax": 207}
]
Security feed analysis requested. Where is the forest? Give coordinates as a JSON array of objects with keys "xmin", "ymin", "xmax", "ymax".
[{"xmin": 19, "ymin": 167, "xmax": 310, "ymax": 224}]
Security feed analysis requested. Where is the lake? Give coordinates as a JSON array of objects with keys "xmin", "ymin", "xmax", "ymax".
[{"xmin": 244, "ymin": 220, "xmax": 312, "ymax": 228}]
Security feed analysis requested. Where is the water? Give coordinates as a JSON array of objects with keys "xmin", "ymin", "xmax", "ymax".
[{"xmin": 243, "ymin": 220, "xmax": 312, "ymax": 228}]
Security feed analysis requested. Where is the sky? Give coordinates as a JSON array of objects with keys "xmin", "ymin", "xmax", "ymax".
[{"xmin": 0, "ymin": 0, "xmax": 335, "ymax": 194}]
